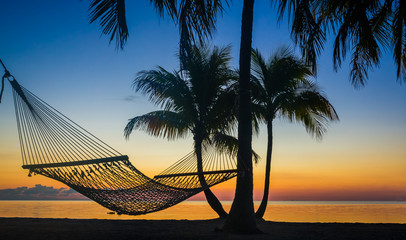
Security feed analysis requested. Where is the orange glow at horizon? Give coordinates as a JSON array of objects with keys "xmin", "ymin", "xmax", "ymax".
[
  {"xmin": 1, "ymin": 123, "xmax": 405, "ymax": 201},
  {"xmin": 1, "ymin": 149, "xmax": 405, "ymax": 201},
  {"xmin": 1, "ymin": 149, "xmax": 406, "ymax": 201}
]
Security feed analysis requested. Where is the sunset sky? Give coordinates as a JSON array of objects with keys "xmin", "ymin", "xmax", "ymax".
[{"xmin": 0, "ymin": 0, "xmax": 405, "ymax": 201}]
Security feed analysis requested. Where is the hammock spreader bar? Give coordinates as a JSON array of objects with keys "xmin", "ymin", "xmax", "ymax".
[
  {"xmin": 154, "ymin": 169, "xmax": 238, "ymax": 179},
  {"xmin": 22, "ymin": 155, "xmax": 129, "ymax": 169}
]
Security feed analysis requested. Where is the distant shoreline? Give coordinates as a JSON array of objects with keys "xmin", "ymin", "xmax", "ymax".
[{"xmin": 1, "ymin": 217, "xmax": 405, "ymax": 240}]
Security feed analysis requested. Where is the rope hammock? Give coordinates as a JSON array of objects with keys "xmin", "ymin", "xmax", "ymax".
[{"xmin": 1, "ymin": 63, "xmax": 238, "ymax": 215}]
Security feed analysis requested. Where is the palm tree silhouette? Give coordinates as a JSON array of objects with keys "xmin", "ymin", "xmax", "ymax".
[
  {"xmin": 124, "ymin": 44, "xmax": 238, "ymax": 218},
  {"xmin": 250, "ymin": 47, "xmax": 339, "ymax": 219}
]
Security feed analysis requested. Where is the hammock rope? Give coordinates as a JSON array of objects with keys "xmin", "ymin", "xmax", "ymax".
[{"xmin": 2, "ymin": 64, "xmax": 238, "ymax": 215}]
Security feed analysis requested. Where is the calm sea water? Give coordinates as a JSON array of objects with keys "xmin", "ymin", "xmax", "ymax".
[{"xmin": 0, "ymin": 201, "xmax": 405, "ymax": 223}]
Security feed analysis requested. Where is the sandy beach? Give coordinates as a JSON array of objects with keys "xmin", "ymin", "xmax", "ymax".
[{"xmin": 1, "ymin": 217, "xmax": 405, "ymax": 240}]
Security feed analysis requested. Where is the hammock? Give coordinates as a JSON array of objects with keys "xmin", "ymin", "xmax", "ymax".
[{"xmin": 2, "ymin": 73, "xmax": 238, "ymax": 215}]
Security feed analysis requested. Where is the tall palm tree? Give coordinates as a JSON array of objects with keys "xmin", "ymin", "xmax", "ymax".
[
  {"xmin": 124, "ymin": 44, "xmax": 238, "ymax": 218},
  {"xmin": 223, "ymin": 0, "xmax": 258, "ymax": 233},
  {"xmin": 250, "ymin": 47, "xmax": 339, "ymax": 219}
]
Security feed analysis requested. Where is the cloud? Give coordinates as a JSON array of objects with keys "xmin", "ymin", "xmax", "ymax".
[
  {"xmin": 122, "ymin": 95, "xmax": 138, "ymax": 102},
  {"xmin": 0, "ymin": 184, "xmax": 88, "ymax": 200}
]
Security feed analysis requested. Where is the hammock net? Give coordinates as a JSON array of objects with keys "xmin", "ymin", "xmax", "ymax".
[{"xmin": 7, "ymin": 78, "xmax": 238, "ymax": 215}]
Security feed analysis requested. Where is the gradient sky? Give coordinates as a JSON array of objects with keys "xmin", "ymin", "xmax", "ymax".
[{"xmin": 0, "ymin": 0, "xmax": 405, "ymax": 201}]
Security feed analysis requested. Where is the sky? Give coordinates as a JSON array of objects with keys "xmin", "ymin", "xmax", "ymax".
[{"xmin": 0, "ymin": 0, "xmax": 405, "ymax": 201}]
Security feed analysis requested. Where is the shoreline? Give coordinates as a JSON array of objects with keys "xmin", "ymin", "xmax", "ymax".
[{"xmin": 1, "ymin": 217, "xmax": 405, "ymax": 240}]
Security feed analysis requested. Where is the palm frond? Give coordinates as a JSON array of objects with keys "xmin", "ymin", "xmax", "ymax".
[
  {"xmin": 206, "ymin": 82, "xmax": 238, "ymax": 134},
  {"xmin": 321, "ymin": 0, "xmax": 383, "ymax": 86},
  {"xmin": 291, "ymin": 0, "xmax": 326, "ymax": 74},
  {"xmin": 176, "ymin": 0, "xmax": 230, "ymax": 60},
  {"xmin": 180, "ymin": 44, "xmax": 235, "ymax": 126},
  {"xmin": 124, "ymin": 110, "xmax": 190, "ymax": 140},
  {"xmin": 349, "ymin": 44, "xmax": 374, "ymax": 88},
  {"xmin": 251, "ymin": 46, "xmax": 338, "ymax": 140},
  {"xmin": 276, "ymin": 0, "xmax": 405, "ymax": 86},
  {"xmin": 392, "ymin": 0, "xmax": 406, "ymax": 81},
  {"xmin": 211, "ymin": 133, "xmax": 260, "ymax": 164},
  {"xmin": 89, "ymin": 0, "xmax": 128, "ymax": 49},
  {"xmin": 133, "ymin": 67, "xmax": 195, "ymax": 115},
  {"xmin": 272, "ymin": 0, "xmax": 326, "ymax": 73},
  {"xmin": 150, "ymin": 0, "xmax": 177, "ymax": 18},
  {"xmin": 251, "ymin": 48, "xmax": 269, "ymax": 83},
  {"xmin": 279, "ymin": 86, "xmax": 339, "ymax": 140}
]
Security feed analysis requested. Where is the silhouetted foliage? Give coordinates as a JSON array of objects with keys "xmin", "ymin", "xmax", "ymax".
[
  {"xmin": 275, "ymin": 0, "xmax": 406, "ymax": 87},
  {"xmin": 251, "ymin": 47, "xmax": 339, "ymax": 218},
  {"xmin": 125, "ymin": 44, "xmax": 238, "ymax": 218}
]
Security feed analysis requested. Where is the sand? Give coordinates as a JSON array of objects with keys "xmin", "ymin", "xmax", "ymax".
[{"xmin": 1, "ymin": 217, "xmax": 405, "ymax": 240}]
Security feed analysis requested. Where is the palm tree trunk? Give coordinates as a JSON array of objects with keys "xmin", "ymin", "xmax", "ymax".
[
  {"xmin": 223, "ymin": 0, "xmax": 258, "ymax": 233},
  {"xmin": 203, "ymin": 188, "xmax": 228, "ymax": 218},
  {"xmin": 255, "ymin": 121, "xmax": 273, "ymax": 218},
  {"xmin": 195, "ymin": 137, "xmax": 228, "ymax": 218}
]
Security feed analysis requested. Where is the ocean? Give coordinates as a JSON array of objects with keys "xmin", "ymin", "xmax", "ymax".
[{"xmin": 0, "ymin": 200, "xmax": 405, "ymax": 223}]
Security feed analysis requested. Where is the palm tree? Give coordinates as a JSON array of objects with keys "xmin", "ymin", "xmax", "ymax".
[
  {"xmin": 223, "ymin": 0, "xmax": 258, "ymax": 232},
  {"xmin": 250, "ymin": 47, "xmax": 339, "ymax": 219},
  {"xmin": 124, "ymin": 44, "xmax": 238, "ymax": 218}
]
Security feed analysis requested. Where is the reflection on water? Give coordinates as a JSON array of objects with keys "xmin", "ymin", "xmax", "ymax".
[{"xmin": 0, "ymin": 200, "xmax": 405, "ymax": 223}]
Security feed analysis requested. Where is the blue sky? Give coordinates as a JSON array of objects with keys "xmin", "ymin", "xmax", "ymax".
[{"xmin": 0, "ymin": 0, "xmax": 405, "ymax": 200}]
